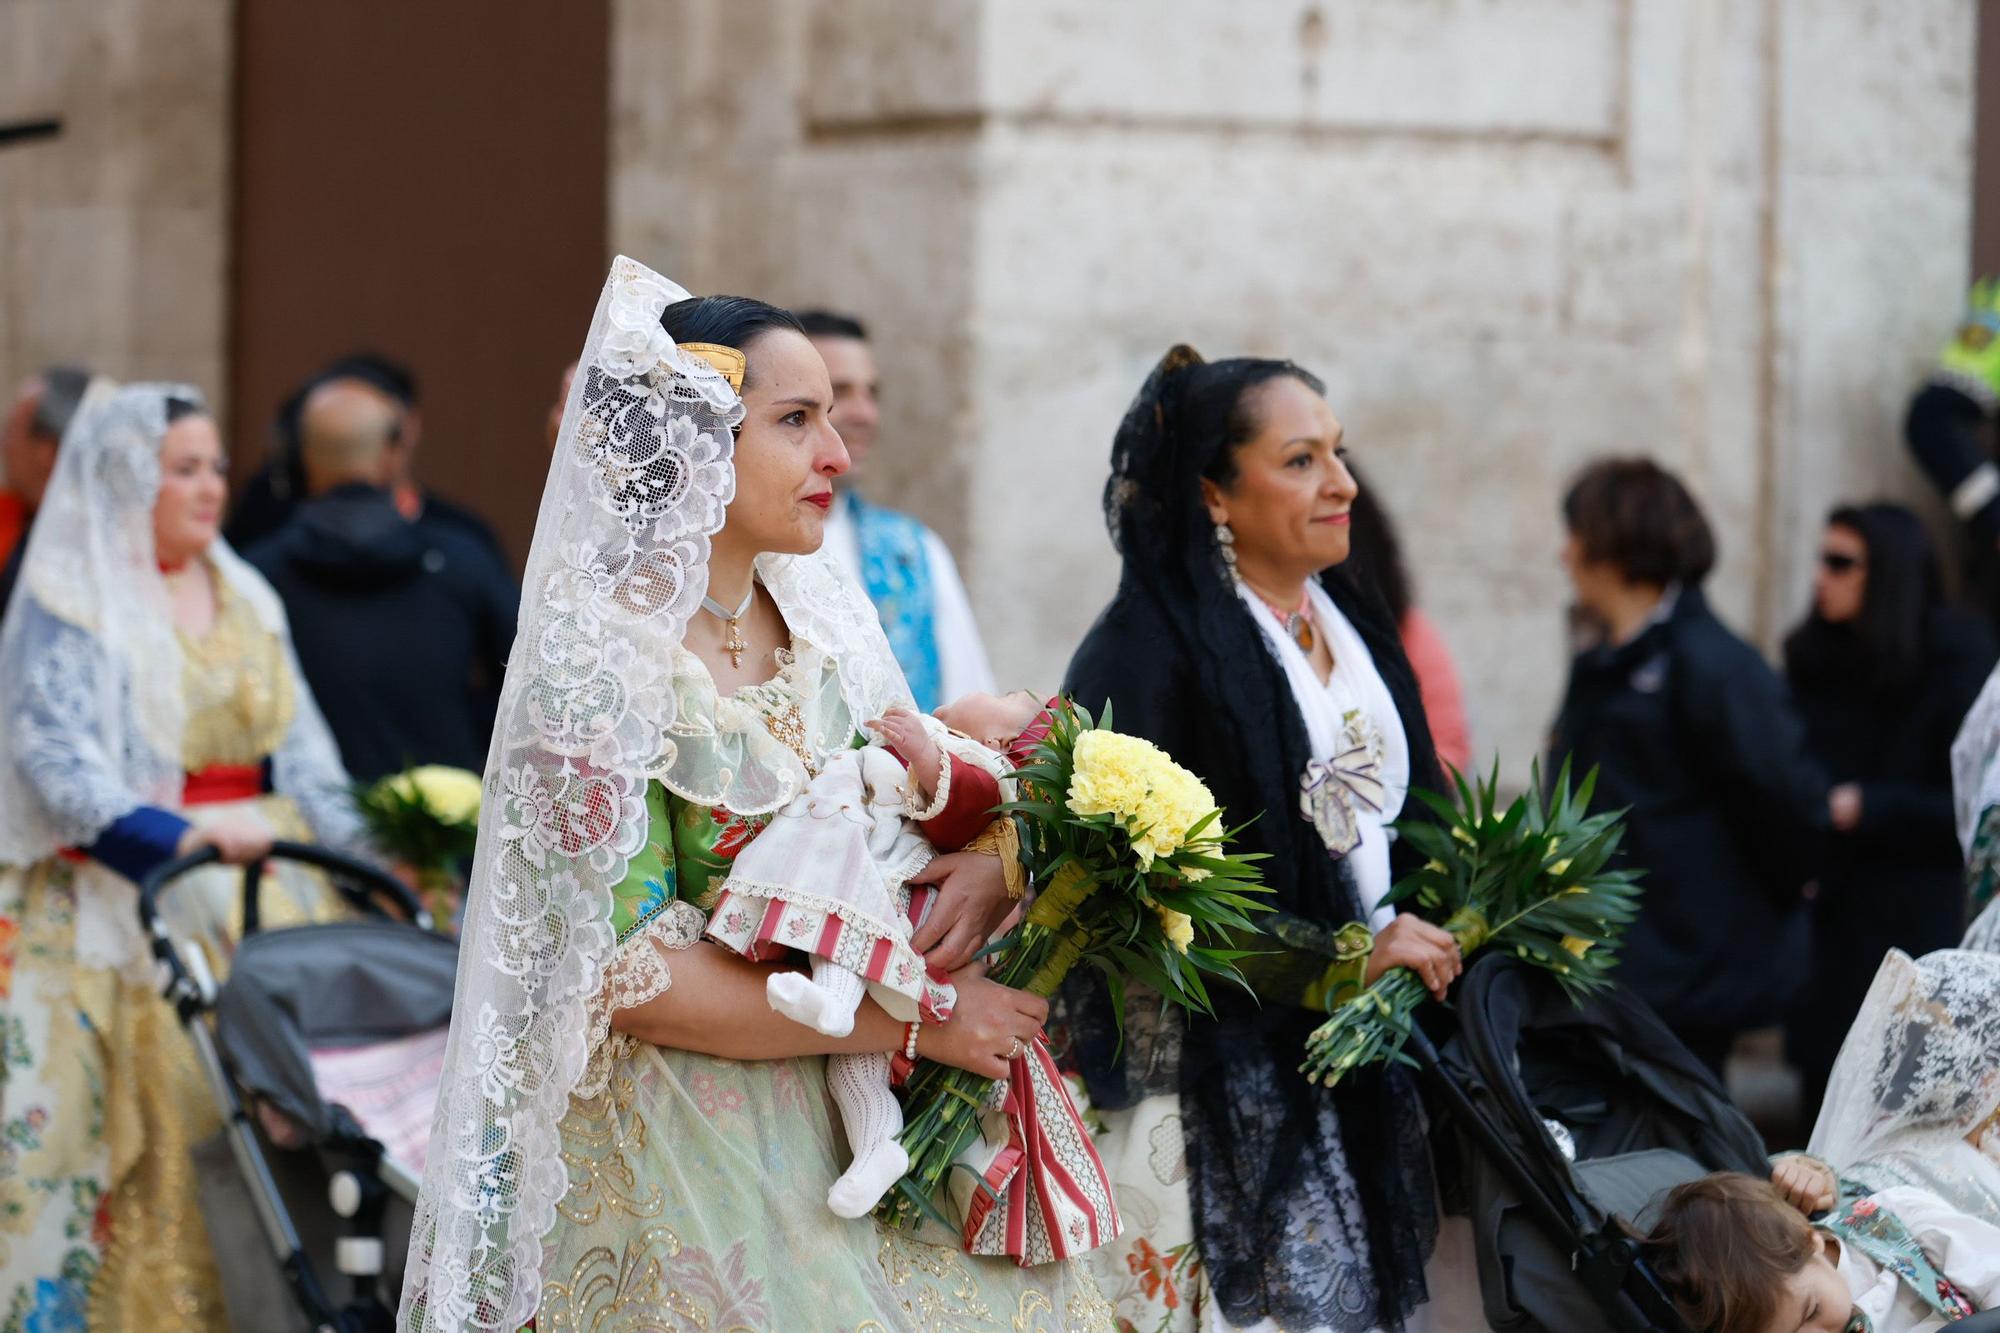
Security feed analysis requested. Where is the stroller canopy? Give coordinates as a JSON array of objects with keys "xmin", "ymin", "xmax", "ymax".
[{"xmin": 213, "ymin": 920, "xmax": 457, "ymax": 1146}]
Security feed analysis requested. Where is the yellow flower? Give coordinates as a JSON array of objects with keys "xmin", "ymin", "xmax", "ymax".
[
  {"xmin": 1452, "ymin": 826, "xmax": 1476, "ymax": 846},
  {"xmin": 1548, "ymin": 858, "xmax": 1573, "ymax": 878},
  {"xmin": 1068, "ymin": 729, "xmax": 1218, "ymax": 870},
  {"xmin": 390, "ymin": 765, "xmax": 484, "ymax": 826},
  {"xmin": 1154, "ymin": 904, "xmax": 1194, "ymax": 954},
  {"xmin": 1559, "ymin": 935, "xmax": 1594, "ymax": 959},
  {"xmin": 1425, "ymin": 859, "xmax": 1447, "ymax": 874}
]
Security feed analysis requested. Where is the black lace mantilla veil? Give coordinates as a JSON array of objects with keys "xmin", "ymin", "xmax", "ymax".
[{"xmin": 1060, "ymin": 346, "xmax": 1444, "ymax": 1330}]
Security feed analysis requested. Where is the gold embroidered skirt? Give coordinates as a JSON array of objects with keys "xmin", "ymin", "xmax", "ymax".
[
  {"xmin": 0, "ymin": 795, "xmax": 337, "ymax": 1332},
  {"xmin": 536, "ymin": 1038, "xmax": 1114, "ymax": 1331}
]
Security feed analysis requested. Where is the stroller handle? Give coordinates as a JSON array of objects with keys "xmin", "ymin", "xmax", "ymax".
[{"xmin": 142, "ymin": 836, "xmax": 438, "ymax": 940}]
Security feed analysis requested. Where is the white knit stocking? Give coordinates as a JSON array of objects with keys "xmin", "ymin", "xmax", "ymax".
[{"xmin": 825, "ymin": 1051, "xmax": 908, "ymax": 1218}]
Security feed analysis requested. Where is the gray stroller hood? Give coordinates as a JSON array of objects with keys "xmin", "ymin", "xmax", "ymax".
[{"xmin": 213, "ymin": 920, "xmax": 458, "ymax": 1145}]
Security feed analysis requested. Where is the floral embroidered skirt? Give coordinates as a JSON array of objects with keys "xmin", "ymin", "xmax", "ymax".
[
  {"xmin": 535, "ymin": 1038, "xmax": 1114, "ymax": 1330},
  {"xmin": 0, "ymin": 796, "xmax": 335, "ymax": 1332}
]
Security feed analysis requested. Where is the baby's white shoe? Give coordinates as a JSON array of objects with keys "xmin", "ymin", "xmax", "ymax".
[{"xmin": 827, "ymin": 1139, "xmax": 909, "ymax": 1218}]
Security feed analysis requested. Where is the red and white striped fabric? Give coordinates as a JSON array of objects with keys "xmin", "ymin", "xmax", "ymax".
[
  {"xmin": 705, "ymin": 745, "xmax": 951, "ymax": 1023},
  {"xmin": 950, "ymin": 1035, "xmax": 1121, "ymax": 1267}
]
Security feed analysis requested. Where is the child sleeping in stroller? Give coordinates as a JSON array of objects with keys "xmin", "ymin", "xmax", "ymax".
[
  {"xmin": 1640, "ymin": 1170, "xmax": 2000, "ymax": 1333},
  {"xmin": 704, "ymin": 689, "xmax": 1052, "ymax": 1218},
  {"xmin": 1639, "ymin": 945, "xmax": 2000, "ymax": 1332}
]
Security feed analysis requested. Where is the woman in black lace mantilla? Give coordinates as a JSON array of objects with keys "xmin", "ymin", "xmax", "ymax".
[{"xmin": 1060, "ymin": 346, "xmax": 1474, "ymax": 1331}]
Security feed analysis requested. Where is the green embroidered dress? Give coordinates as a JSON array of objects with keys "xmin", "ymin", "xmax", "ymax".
[{"xmin": 530, "ymin": 641, "xmax": 1110, "ymax": 1330}]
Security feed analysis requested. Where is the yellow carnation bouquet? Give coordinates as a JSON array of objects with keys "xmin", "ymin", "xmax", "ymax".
[
  {"xmin": 880, "ymin": 699, "xmax": 1271, "ymax": 1234},
  {"xmin": 352, "ymin": 764, "xmax": 483, "ymax": 929},
  {"xmin": 1299, "ymin": 761, "xmax": 1641, "ymax": 1087}
]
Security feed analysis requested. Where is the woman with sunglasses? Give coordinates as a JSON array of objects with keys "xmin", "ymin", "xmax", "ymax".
[
  {"xmin": 1781, "ymin": 503, "xmax": 1997, "ymax": 1110},
  {"xmin": 1547, "ymin": 458, "xmax": 1831, "ymax": 1076}
]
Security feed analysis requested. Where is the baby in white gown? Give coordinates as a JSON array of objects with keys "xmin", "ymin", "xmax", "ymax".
[{"xmin": 705, "ymin": 691, "xmax": 1049, "ymax": 1216}]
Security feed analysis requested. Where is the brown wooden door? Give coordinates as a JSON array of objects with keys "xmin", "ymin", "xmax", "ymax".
[{"xmin": 229, "ymin": 3, "xmax": 610, "ymax": 566}]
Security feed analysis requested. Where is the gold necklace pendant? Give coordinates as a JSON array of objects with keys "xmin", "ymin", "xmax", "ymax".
[
  {"xmin": 702, "ymin": 585, "xmax": 757, "ymax": 670},
  {"xmin": 1292, "ymin": 616, "xmax": 1316, "ymax": 653}
]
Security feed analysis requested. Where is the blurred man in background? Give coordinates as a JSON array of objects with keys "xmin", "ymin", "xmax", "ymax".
[
  {"xmin": 228, "ymin": 353, "xmax": 509, "ymax": 566},
  {"xmin": 797, "ymin": 310, "xmax": 993, "ymax": 711},
  {"xmin": 245, "ymin": 376, "xmax": 517, "ymax": 780},
  {"xmin": 0, "ymin": 365, "xmax": 93, "ymax": 614}
]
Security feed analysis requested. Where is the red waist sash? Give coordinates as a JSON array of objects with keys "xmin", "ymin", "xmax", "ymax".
[{"xmin": 181, "ymin": 763, "xmax": 268, "ymax": 806}]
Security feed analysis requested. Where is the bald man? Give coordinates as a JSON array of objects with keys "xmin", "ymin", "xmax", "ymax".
[
  {"xmin": 299, "ymin": 378, "xmax": 400, "ymax": 492},
  {"xmin": 245, "ymin": 376, "xmax": 518, "ymax": 780}
]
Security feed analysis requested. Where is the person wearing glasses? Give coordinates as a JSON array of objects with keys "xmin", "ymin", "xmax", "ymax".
[
  {"xmin": 1781, "ymin": 503, "xmax": 1996, "ymax": 1110},
  {"xmin": 1548, "ymin": 458, "xmax": 1830, "ymax": 1076}
]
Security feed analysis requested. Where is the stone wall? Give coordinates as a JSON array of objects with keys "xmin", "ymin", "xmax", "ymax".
[
  {"xmin": 612, "ymin": 0, "xmax": 1979, "ymax": 778},
  {"xmin": 4, "ymin": 2, "xmax": 1970, "ymax": 783},
  {"xmin": 0, "ymin": 0, "xmax": 233, "ymax": 425}
]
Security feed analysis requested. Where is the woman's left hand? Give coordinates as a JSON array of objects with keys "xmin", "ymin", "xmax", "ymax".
[{"xmin": 909, "ymin": 851, "xmax": 1014, "ymax": 971}]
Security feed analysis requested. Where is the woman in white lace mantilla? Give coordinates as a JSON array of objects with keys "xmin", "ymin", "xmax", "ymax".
[
  {"xmin": 398, "ymin": 260, "xmax": 1108, "ymax": 1331},
  {"xmin": 1802, "ymin": 947, "xmax": 2000, "ymax": 1231},
  {"xmin": 0, "ymin": 383, "xmax": 363, "ymax": 1331}
]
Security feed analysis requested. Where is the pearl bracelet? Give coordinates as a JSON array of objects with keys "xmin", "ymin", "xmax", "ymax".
[{"xmin": 904, "ymin": 1020, "xmax": 922, "ymax": 1062}]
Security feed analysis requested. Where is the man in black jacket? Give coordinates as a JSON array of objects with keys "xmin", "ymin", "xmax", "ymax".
[
  {"xmin": 245, "ymin": 377, "xmax": 517, "ymax": 781},
  {"xmin": 1549, "ymin": 459, "xmax": 1829, "ymax": 1075},
  {"xmin": 227, "ymin": 353, "xmax": 510, "ymax": 565}
]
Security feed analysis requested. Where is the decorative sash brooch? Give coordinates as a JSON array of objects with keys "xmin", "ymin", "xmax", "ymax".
[{"xmin": 1300, "ymin": 710, "xmax": 1387, "ymax": 858}]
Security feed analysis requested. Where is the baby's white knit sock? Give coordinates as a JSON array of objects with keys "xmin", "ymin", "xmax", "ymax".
[{"xmin": 825, "ymin": 1051, "xmax": 908, "ymax": 1218}]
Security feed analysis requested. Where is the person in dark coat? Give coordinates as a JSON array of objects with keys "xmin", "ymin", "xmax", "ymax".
[
  {"xmin": 1904, "ymin": 278, "xmax": 2000, "ymax": 629},
  {"xmin": 244, "ymin": 377, "xmax": 517, "ymax": 781},
  {"xmin": 227, "ymin": 352, "xmax": 509, "ymax": 564},
  {"xmin": 1548, "ymin": 458, "xmax": 1828, "ymax": 1075},
  {"xmin": 1781, "ymin": 503, "xmax": 1997, "ymax": 1108}
]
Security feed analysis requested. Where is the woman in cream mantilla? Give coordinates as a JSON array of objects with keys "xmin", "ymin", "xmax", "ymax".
[{"xmin": 399, "ymin": 259, "xmax": 1108, "ymax": 1331}]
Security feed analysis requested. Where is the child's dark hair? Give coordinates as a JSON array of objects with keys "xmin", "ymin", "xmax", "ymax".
[{"xmin": 1639, "ymin": 1173, "xmax": 1816, "ymax": 1333}]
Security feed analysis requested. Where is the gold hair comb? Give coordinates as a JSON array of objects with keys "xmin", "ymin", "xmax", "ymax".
[{"xmin": 680, "ymin": 342, "xmax": 746, "ymax": 392}]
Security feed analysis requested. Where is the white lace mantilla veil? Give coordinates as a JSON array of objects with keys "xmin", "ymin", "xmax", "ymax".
[
  {"xmin": 1808, "ymin": 948, "xmax": 2000, "ymax": 1226},
  {"xmin": 398, "ymin": 257, "xmax": 911, "ymax": 1331},
  {"xmin": 0, "ymin": 381, "xmax": 358, "ymax": 873},
  {"xmin": 1952, "ymin": 666, "xmax": 2000, "ymax": 950}
]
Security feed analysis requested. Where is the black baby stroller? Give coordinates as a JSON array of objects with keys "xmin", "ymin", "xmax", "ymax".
[
  {"xmin": 139, "ymin": 840, "xmax": 456, "ymax": 1332},
  {"xmin": 1414, "ymin": 953, "xmax": 2000, "ymax": 1332},
  {"xmin": 1410, "ymin": 952, "xmax": 1772, "ymax": 1333}
]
